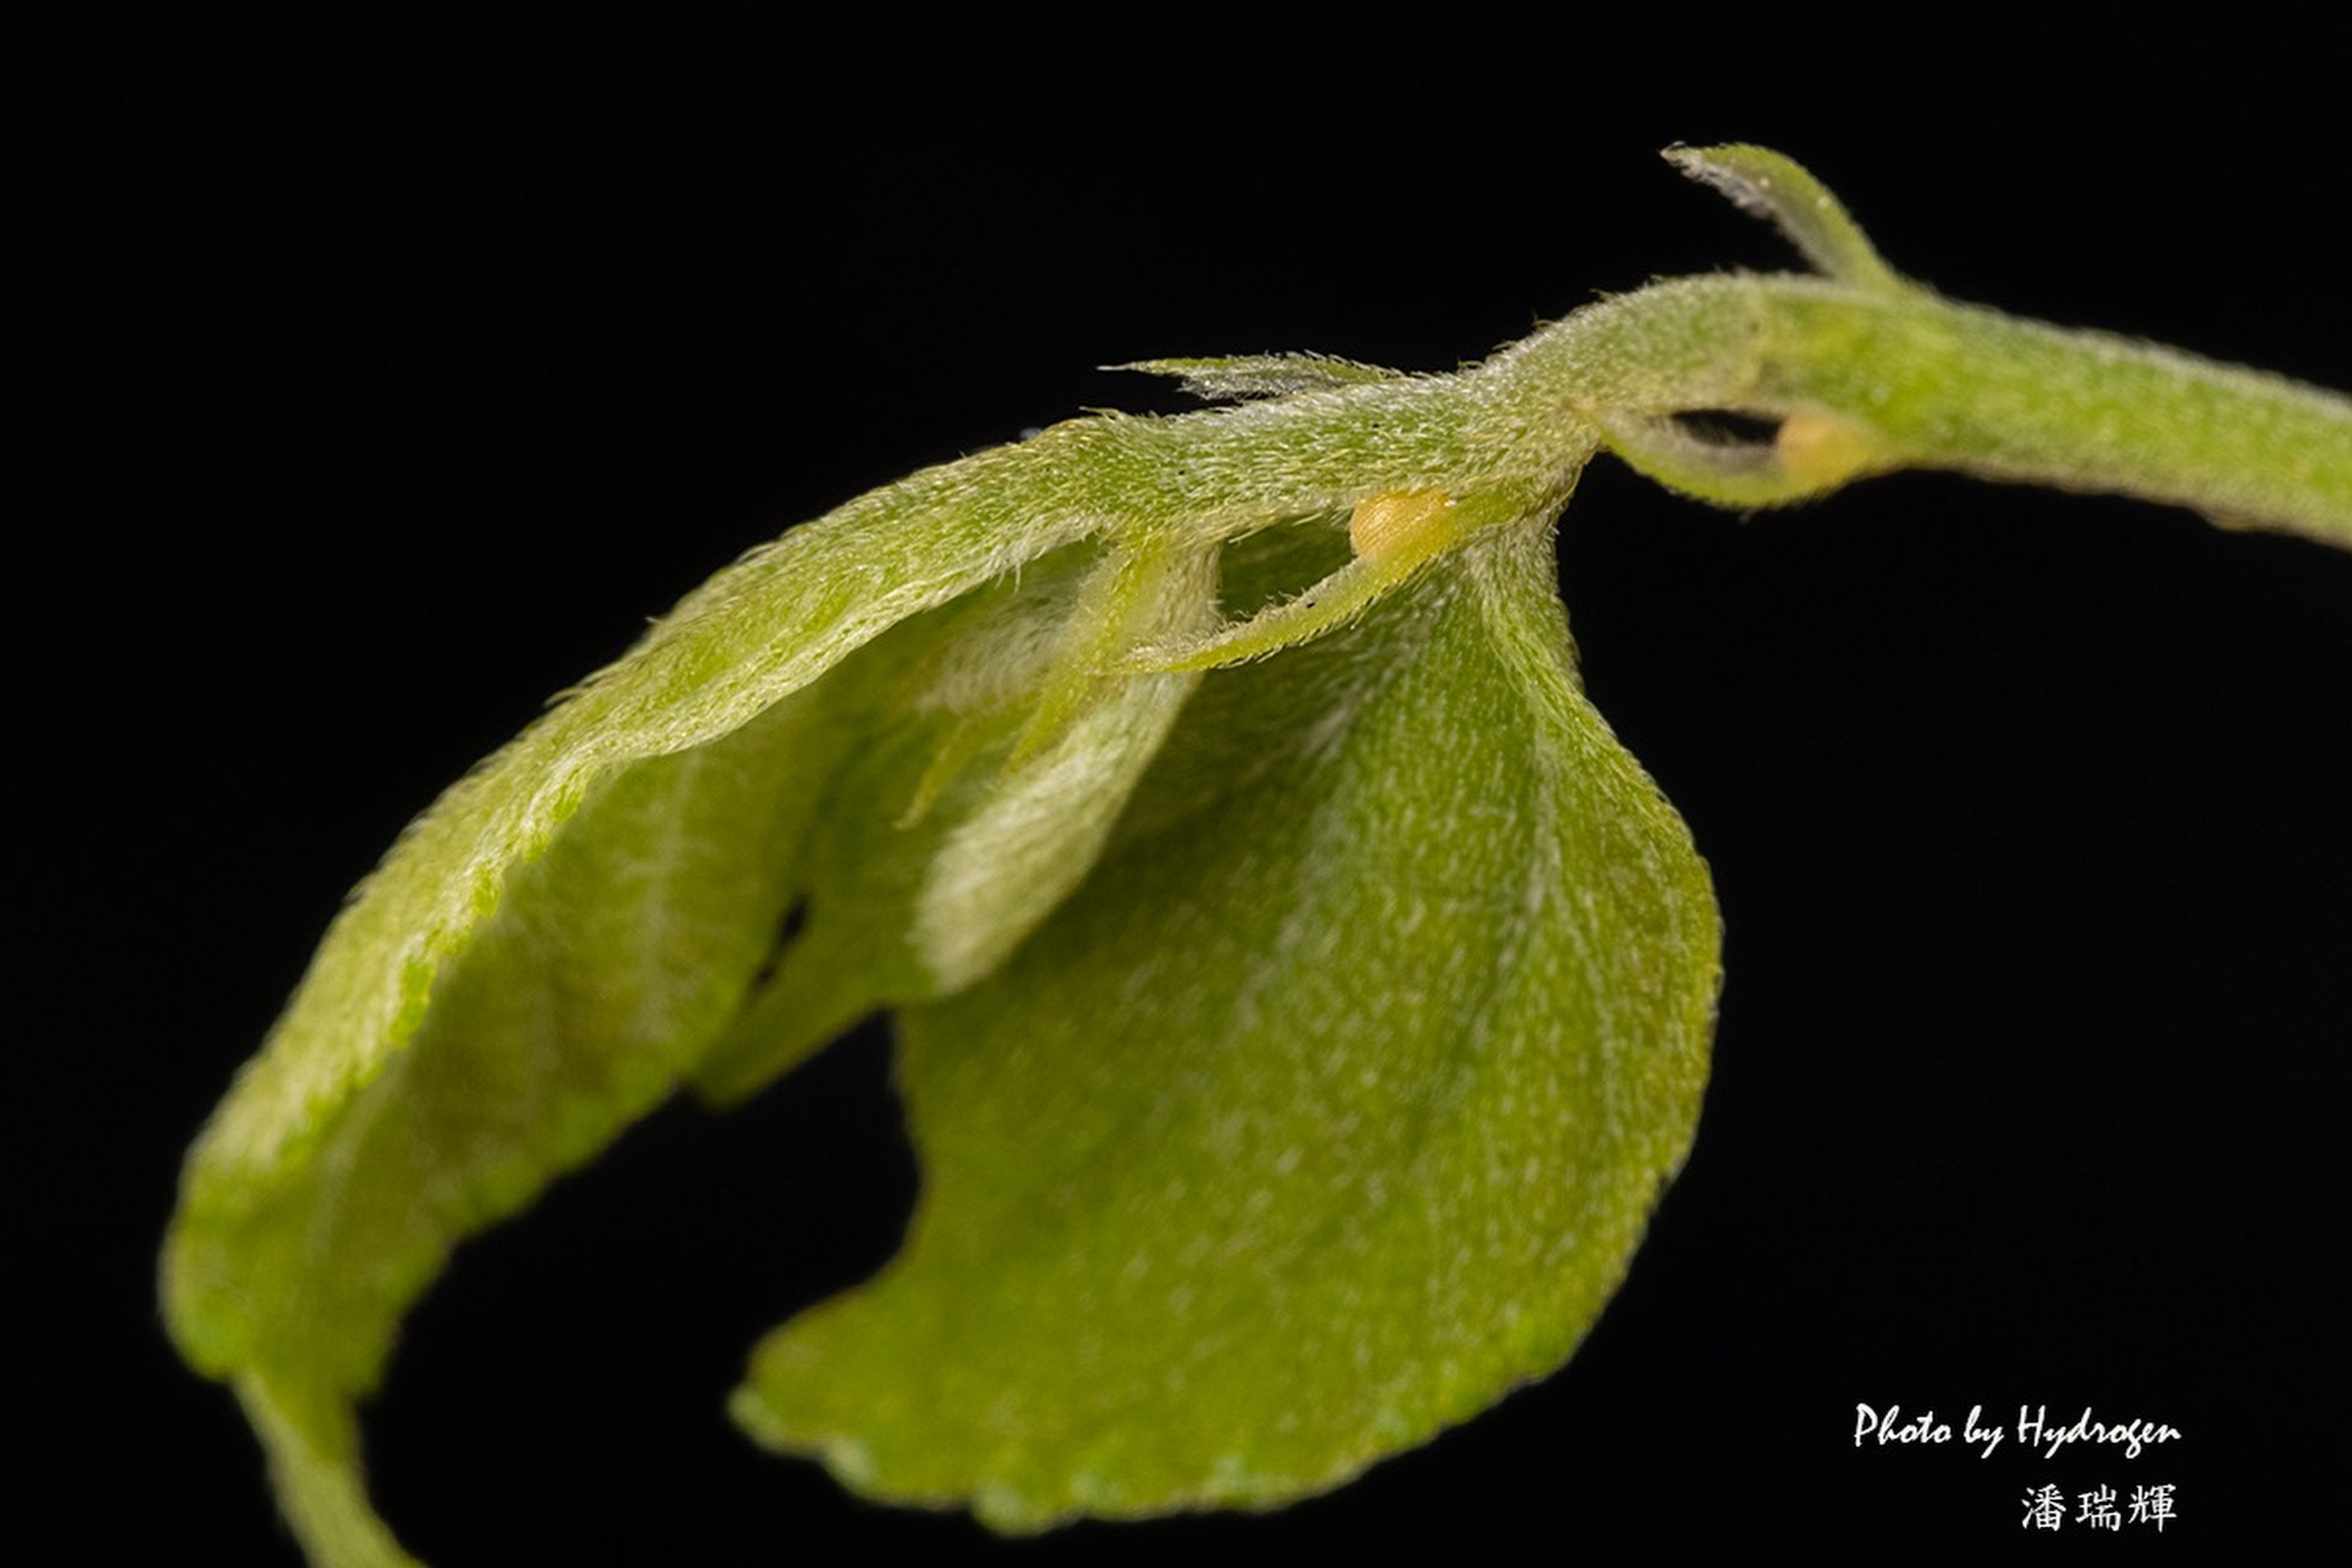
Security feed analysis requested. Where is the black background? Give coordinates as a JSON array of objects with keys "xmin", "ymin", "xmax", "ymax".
[{"xmin": 36, "ymin": 7, "xmax": 2347, "ymax": 1563}]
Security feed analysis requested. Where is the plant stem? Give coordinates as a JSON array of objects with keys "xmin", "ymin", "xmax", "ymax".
[{"xmin": 1521, "ymin": 274, "xmax": 2352, "ymax": 552}]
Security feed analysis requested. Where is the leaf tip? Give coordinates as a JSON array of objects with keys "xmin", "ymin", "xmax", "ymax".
[{"xmin": 1663, "ymin": 141, "xmax": 1905, "ymax": 293}]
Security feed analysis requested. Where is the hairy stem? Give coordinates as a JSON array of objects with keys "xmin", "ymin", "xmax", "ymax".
[{"xmin": 1532, "ymin": 273, "xmax": 2352, "ymax": 551}]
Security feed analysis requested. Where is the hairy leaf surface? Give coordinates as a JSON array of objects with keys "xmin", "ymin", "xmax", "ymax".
[{"xmin": 732, "ymin": 523, "xmax": 1721, "ymax": 1526}]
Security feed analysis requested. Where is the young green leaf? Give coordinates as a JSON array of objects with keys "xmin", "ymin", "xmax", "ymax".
[{"xmin": 731, "ymin": 522, "xmax": 1717, "ymax": 1527}]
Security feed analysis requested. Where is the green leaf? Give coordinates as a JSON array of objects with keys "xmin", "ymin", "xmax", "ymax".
[
  {"xmin": 730, "ymin": 520, "xmax": 1720, "ymax": 1527},
  {"xmin": 692, "ymin": 536, "xmax": 1222, "ymax": 1104},
  {"xmin": 165, "ymin": 421, "xmax": 1128, "ymax": 1225},
  {"xmin": 161, "ymin": 430, "xmax": 1171, "ymax": 1568}
]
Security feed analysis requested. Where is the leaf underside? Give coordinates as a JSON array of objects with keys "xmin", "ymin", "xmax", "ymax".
[{"xmin": 733, "ymin": 522, "xmax": 1720, "ymax": 1528}]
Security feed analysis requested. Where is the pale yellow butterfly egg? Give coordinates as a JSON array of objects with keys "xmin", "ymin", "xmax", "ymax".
[
  {"xmin": 1774, "ymin": 411, "xmax": 1884, "ymax": 493},
  {"xmin": 1348, "ymin": 486, "xmax": 1457, "ymax": 563}
]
